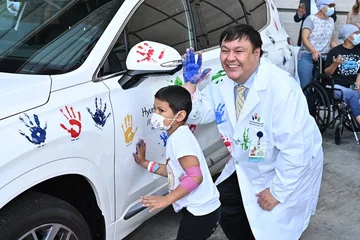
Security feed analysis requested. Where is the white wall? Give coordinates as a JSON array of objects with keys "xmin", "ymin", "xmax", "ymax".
[{"xmin": 274, "ymin": 0, "xmax": 356, "ymax": 44}]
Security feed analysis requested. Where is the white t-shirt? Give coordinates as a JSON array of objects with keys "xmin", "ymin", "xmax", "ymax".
[{"xmin": 165, "ymin": 125, "xmax": 220, "ymax": 216}]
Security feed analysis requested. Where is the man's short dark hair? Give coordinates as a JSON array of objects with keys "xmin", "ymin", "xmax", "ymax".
[
  {"xmin": 219, "ymin": 24, "xmax": 263, "ymax": 57},
  {"xmin": 154, "ymin": 85, "xmax": 192, "ymax": 122}
]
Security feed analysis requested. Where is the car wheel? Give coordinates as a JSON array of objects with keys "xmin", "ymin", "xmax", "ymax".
[{"xmin": 0, "ymin": 191, "xmax": 92, "ymax": 240}]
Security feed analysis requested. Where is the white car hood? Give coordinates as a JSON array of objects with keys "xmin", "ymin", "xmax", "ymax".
[{"xmin": 0, "ymin": 73, "xmax": 51, "ymax": 120}]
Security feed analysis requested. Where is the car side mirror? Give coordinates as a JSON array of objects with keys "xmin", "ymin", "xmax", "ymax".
[
  {"xmin": 119, "ymin": 41, "xmax": 183, "ymax": 89},
  {"xmin": 126, "ymin": 41, "xmax": 182, "ymax": 71}
]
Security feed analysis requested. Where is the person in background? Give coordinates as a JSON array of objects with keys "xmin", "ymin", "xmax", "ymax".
[
  {"xmin": 298, "ymin": 0, "xmax": 338, "ymax": 89},
  {"xmin": 325, "ymin": 24, "xmax": 360, "ymax": 126},
  {"xmin": 346, "ymin": 0, "xmax": 360, "ymax": 29},
  {"xmin": 294, "ymin": 0, "xmax": 337, "ymax": 46}
]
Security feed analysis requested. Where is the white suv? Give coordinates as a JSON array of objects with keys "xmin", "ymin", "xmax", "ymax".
[{"xmin": 0, "ymin": 0, "xmax": 295, "ymax": 239}]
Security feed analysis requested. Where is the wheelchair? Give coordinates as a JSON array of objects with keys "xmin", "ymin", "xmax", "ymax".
[{"xmin": 302, "ymin": 54, "xmax": 360, "ymax": 145}]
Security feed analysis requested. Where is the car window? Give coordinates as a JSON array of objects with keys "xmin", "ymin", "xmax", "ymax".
[
  {"xmin": 100, "ymin": 0, "xmax": 194, "ymax": 76},
  {"xmin": 0, "ymin": 0, "xmax": 124, "ymax": 75},
  {"xmin": 242, "ymin": 0, "xmax": 267, "ymax": 31},
  {"xmin": 190, "ymin": 0, "xmax": 247, "ymax": 50}
]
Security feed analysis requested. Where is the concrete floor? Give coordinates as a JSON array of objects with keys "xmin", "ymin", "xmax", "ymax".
[{"xmin": 124, "ymin": 130, "xmax": 360, "ymax": 240}]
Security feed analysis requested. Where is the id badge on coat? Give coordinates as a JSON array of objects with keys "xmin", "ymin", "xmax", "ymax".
[
  {"xmin": 248, "ymin": 145, "xmax": 266, "ymax": 162},
  {"xmin": 247, "ymin": 113, "xmax": 266, "ymax": 162}
]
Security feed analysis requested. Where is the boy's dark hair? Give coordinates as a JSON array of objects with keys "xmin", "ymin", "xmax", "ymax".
[
  {"xmin": 154, "ymin": 85, "xmax": 192, "ymax": 122},
  {"xmin": 219, "ymin": 24, "xmax": 264, "ymax": 57}
]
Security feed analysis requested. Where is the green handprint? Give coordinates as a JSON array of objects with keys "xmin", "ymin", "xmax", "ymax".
[
  {"xmin": 211, "ymin": 70, "xmax": 227, "ymax": 84},
  {"xmin": 240, "ymin": 128, "xmax": 251, "ymax": 150},
  {"xmin": 167, "ymin": 76, "xmax": 184, "ymax": 87},
  {"xmin": 174, "ymin": 76, "xmax": 183, "ymax": 86}
]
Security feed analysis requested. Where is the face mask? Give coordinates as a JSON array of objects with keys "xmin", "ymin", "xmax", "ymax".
[
  {"xmin": 150, "ymin": 113, "xmax": 179, "ymax": 130},
  {"xmin": 351, "ymin": 34, "xmax": 360, "ymax": 46},
  {"xmin": 324, "ymin": 7, "xmax": 335, "ymax": 17}
]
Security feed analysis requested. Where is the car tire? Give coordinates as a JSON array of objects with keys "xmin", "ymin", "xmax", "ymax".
[{"xmin": 0, "ymin": 191, "xmax": 92, "ymax": 240}]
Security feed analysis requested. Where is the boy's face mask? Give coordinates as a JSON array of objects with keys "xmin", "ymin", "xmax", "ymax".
[
  {"xmin": 150, "ymin": 112, "xmax": 179, "ymax": 131},
  {"xmin": 351, "ymin": 34, "xmax": 360, "ymax": 46}
]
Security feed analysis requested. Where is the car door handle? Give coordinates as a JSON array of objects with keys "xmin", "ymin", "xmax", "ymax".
[{"xmin": 160, "ymin": 60, "xmax": 183, "ymax": 68}]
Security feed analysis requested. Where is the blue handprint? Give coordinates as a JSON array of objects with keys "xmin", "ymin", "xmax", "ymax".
[
  {"xmin": 183, "ymin": 48, "xmax": 211, "ymax": 84},
  {"xmin": 18, "ymin": 113, "xmax": 47, "ymax": 145},
  {"xmin": 159, "ymin": 131, "xmax": 169, "ymax": 147},
  {"xmin": 87, "ymin": 98, "xmax": 111, "ymax": 128},
  {"xmin": 215, "ymin": 103, "xmax": 226, "ymax": 125}
]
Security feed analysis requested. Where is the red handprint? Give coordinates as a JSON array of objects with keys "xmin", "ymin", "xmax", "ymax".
[
  {"xmin": 188, "ymin": 124, "xmax": 197, "ymax": 133},
  {"xmin": 136, "ymin": 42, "xmax": 165, "ymax": 63},
  {"xmin": 60, "ymin": 106, "xmax": 82, "ymax": 139},
  {"xmin": 221, "ymin": 134, "xmax": 232, "ymax": 153}
]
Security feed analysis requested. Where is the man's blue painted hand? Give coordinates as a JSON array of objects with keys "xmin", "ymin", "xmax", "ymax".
[{"xmin": 183, "ymin": 48, "xmax": 211, "ymax": 84}]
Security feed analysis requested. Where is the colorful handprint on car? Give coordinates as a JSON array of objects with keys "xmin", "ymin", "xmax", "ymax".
[
  {"xmin": 215, "ymin": 103, "xmax": 226, "ymax": 125},
  {"xmin": 60, "ymin": 106, "xmax": 82, "ymax": 139},
  {"xmin": 136, "ymin": 42, "xmax": 165, "ymax": 63},
  {"xmin": 122, "ymin": 114, "xmax": 138, "ymax": 144},
  {"xmin": 87, "ymin": 98, "xmax": 111, "ymax": 128},
  {"xmin": 19, "ymin": 113, "xmax": 47, "ymax": 145}
]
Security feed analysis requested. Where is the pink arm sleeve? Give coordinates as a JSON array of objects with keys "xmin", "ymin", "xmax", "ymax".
[{"xmin": 179, "ymin": 166, "xmax": 202, "ymax": 193}]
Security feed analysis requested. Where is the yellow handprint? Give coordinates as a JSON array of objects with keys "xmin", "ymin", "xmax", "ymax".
[{"xmin": 121, "ymin": 114, "xmax": 138, "ymax": 144}]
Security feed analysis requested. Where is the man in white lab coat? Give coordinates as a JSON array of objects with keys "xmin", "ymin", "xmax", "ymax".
[{"xmin": 183, "ymin": 24, "xmax": 324, "ymax": 240}]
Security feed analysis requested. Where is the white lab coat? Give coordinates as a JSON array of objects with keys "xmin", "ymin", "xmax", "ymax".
[{"xmin": 188, "ymin": 57, "xmax": 323, "ymax": 240}]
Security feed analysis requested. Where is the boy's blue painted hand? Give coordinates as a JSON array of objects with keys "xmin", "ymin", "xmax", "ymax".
[
  {"xmin": 133, "ymin": 139, "xmax": 147, "ymax": 167},
  {"xmin": 140, "ymin": 195, "xmax": 172, "ymax": 213},
  {"xmin": 183, "ymin": 48, "xmax": 211, "ymax": 84},
  {"xmin": 135, "ymin": 139, "xmax": 141, "ymax": 155}
]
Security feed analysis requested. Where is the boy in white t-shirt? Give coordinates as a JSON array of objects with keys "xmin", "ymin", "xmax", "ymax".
[{"xmin": 133, "ymin": 85, "xmax": 221, "ymax": 240}]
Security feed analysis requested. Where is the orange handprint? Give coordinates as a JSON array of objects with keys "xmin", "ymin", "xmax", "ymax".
[
  {"xmin": 122, "ymin": 114, "xmax": 138, "ymax": 144},
  {"xmin": 60, "ymin": 106, "xmax": 82, "ymax": 138}
]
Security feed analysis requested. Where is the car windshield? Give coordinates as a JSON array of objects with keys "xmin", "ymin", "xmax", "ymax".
[{"xmin": 0, "ymin": 0, "xmax": 124, "ymax": 74}]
